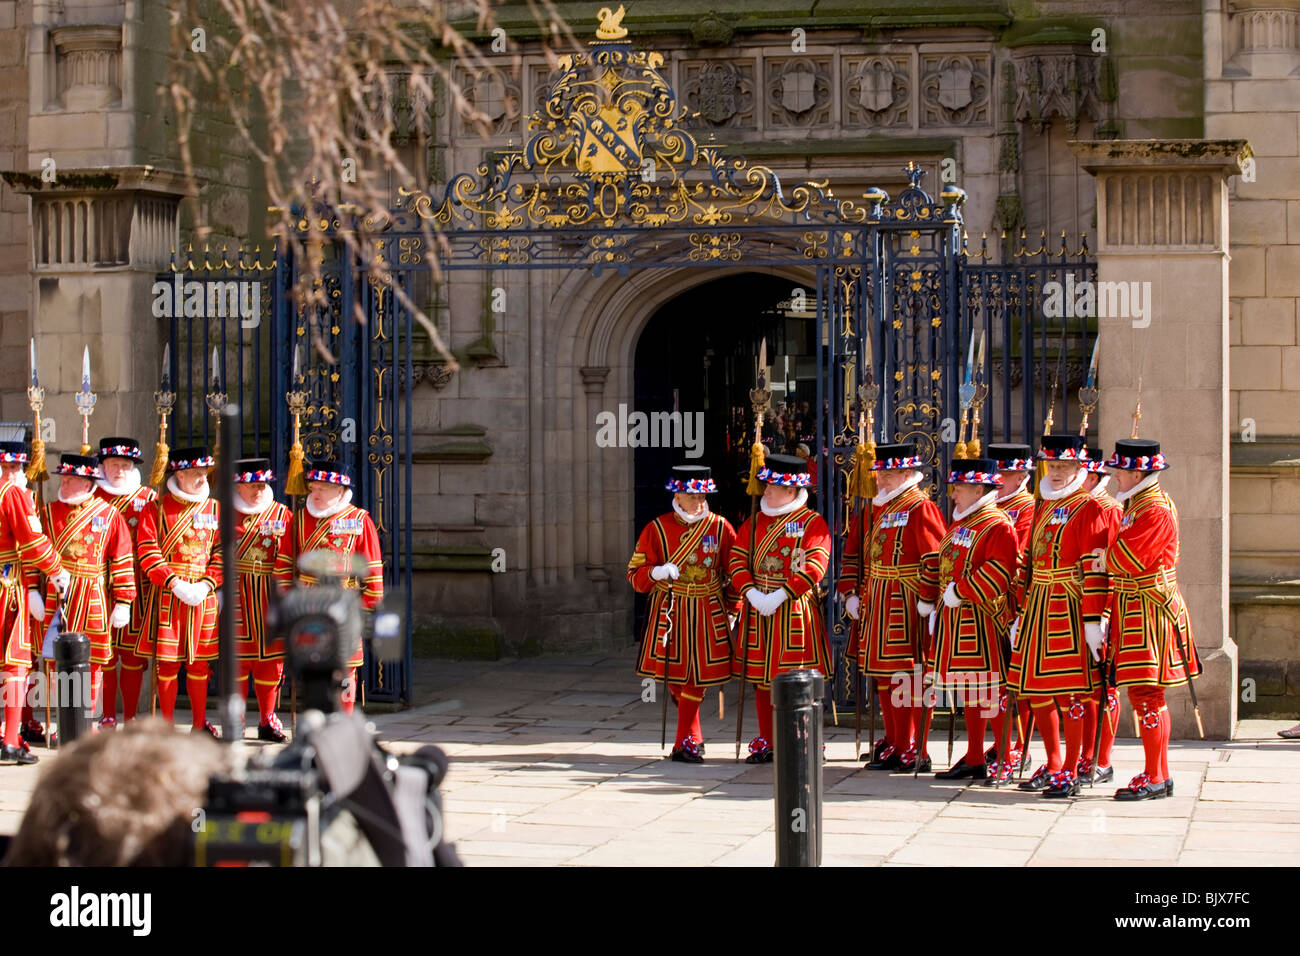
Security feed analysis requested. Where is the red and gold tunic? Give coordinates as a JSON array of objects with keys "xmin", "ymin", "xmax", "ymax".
[
  {"xmin": 234, "ymin": 501, "xmax": 294, "ymax": 661},
  {"xmin": 729, "ymin": 500, "xmax": 832, "ymax": 686},
  {"xmin": 40, "ymin": 496, "xmax": 136, "ymax": 664},
  {"xmin": 290, "ymin": 501, "xmax": 383, "ymax": 668},
  {"xmin": 0, "ymin": 483, "xmax": 63, "ymax": 667},
  {"xmin": 1093, "ymin": 488, "xmax": 1123, "ymax": 544},
  {"xmin": 997, "ymin": 485, "xmax": 1035, "ymax": 619},
  {"xmin": 95, "ymin": 481, "xmax": 158, "ymax": 649},
  {"xmin": 1107, "ymin": 481, "xmax": 1199, "ymax": 688},
  {"xmin": 1007, "ymin": 487, "xmax": 1109, "ymax": 696},
  {"xmin": 837, "ymin": 483, "xmax": 946, "ymax": 677},
  {"xmin": 628, "ymin": 511, "xmax": 737, "ymax": 686},
  {"xmin": 917, "ymin": 500, "xmax": 1020, "ymax": 694},
  {"xmin": 135, "ymin": 491, "xmax": 222, "ymax": 664}
]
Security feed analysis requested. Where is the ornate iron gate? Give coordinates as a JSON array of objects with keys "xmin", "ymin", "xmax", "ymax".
[{"xmin": 158, "ymin": 23, "xmax": 1096, "ymax": 710}]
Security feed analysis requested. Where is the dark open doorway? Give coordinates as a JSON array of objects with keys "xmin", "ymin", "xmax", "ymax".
[{"xmin": 630, "ymin": 272, "xmax": 817, "ymax": 639}]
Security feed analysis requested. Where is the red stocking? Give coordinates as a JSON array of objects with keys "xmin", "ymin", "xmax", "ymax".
[
  {"xmin": 187, "ymin": 662, "xmax": 211, "ymax": 729},
  {"xmin": 1031, "ymin": 698, "xmax": 1062, "ymax": 772},
  {"xmin": 156, "ymin": 661, "xmax": 181, "ymax": 721},
  {"xmin": 877, "ymin": 678, "xmax": 895, "ymax": 750},
  {"xmin": 1058, "ymin": 694, "xmax": 1087, "ymax": 776},
  {"xmin": 119, "ymin": 651, "xmax": 146, "ymax": 720},
  {"xmin": 253, "ymin": 660, "xmax": 284, "ymax": 725},
  {"xmin": 963, "ymin": 695, "xmax": 989, "ymax": 766},
  {"xmin": 100, "ymin": 654, "xmax": 118, "ymax": 722},
  {"xmin": 2, "ymin": 667, "xmax": 27, "ymax": 748},
  {"xmin": 1128, "ymin": 685, "xmax": 1166, "ymax": 785},
  {"xmin": 753, "ymin": 685, "xmax": 773, "ymax": 747},
  {"xmin": 673, "ymin": 684, "xmax": 704, "ymax": 747}
]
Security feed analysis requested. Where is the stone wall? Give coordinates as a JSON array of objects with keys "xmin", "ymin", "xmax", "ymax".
[
  {"xmin": 1205, "ymin": 0, "xmax": 1300, "ymax": 717},
  {"xmin": 0, "ymin": 0, "xmax": 31, "ymax": 425}
]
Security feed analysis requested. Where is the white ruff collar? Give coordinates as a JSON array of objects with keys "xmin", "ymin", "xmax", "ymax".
[
  {"xmin": 96, "ymin": 468, "xmax": 142, "ymax": 497},
  {"xmin": 306, "ymin": 488, "xmax": 353, "ymax": 519},
  {"xmin": 761, "ymin": 487, "xmax": 808, "ymax": 517},
  {"xmin": 233, "ymin": 486, "xmax": 276, "ymax": 515},
  {"xmin": 167, "ymin": 474, "xmax": 210, "ymax": 504},
  {"xmin": 1117, "ymin": 472, "xmax": 1160, "ymax": 503},
  {"xmin": 672, "ymin": 498, "xmax": 709, "ymax": 524},
  {"xmin": 953, "ymin": 489, "xmax": 998, "ymax": 522},
  {"xmin": 872, "ymin": 470, "xmax": 923, "ymax": 507},
  {"xmin": 1040, "ymin": 467, "xmax": 1086, "ymax": 501},
  {"xmin": 58, "ymin": 486, "xmax": 95, "ymax": 506},
  {"xmin": 4, "ymin": 471, "xmax": 28, "ymax": 491},
  {"xmin": 996, "ymin": 473, "xmax": 1030, "ymax": 502},
  {"xmin": 1090, "ymin": 475, "xmax": 1112, "ymax": 498}
]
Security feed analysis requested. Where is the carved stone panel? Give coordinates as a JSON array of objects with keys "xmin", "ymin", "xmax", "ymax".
[
  {"xmin": 1011, "ymin": 49, "xmax": 1102, "ymax": 134},
  {"xmin": 681, "ymin": 59, "xmax": 756, "ymax": 129},
  {"xmin": 764, "ymin": 57, "xmax": 833, "ymax": 128},
  {"xmin": 843, "ymin": 55, "xmax": 912, "ymax": 130},
  {"xmin": 920, "ymin": 53, "xmax": 990, "ymax": 128},
  {"xmin": 457, "ymin": 68, "xmax": 521, "ymax": 138}
]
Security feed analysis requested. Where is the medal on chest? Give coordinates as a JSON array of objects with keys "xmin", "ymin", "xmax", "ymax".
[{"xmin": 870, "ymin": 530, "xmax": 886, "ymax": 563}]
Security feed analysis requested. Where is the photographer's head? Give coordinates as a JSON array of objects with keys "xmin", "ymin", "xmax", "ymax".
[{"xmin": 4, "ymin": 718, "xmax": 231, "ymax": 867}]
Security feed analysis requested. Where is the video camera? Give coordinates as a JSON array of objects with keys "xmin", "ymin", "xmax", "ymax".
[{"xmin": 192, "ymin": 551, "xmax": 460, "ymax": 866}]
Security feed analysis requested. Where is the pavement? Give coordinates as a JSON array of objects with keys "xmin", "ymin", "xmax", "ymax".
[{"xmin": 2, "ymin": 650, "xmax": 1298, "ymax": 866}]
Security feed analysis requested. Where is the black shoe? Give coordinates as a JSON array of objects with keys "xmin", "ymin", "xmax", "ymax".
[
  {"xmin": 865, "ymin": 749, "xmax": 901, "ymax": 771},
  {"xmin": 671, "ymin": 747, "xmax": 704, "ymax": 764},
  {"xmin": 984, "ymin": 747, "xmax": 997, "ymax": 765},
  {"xmin": 1018, "ymin": 766, "xmax": 1052, "ymax": 792},
  {"xmin": 258, "ymin": 719, "xmax": 287, "ymax": 743},
  {"xmin": 1043, "ymin": 774, "xmax": 1081, "ymax": 799},
  {"xmin": 1114, "ymin": 782, "xmax": 1167, "ymax": 801},
  {"xmin": 1092, "ymin": 765, "xmax": 1114, "ymax": 784},
  {"xmin": 1165, "ymin": 778, "xmax": 1173, "ymax": 796},
  {"xmin": 0, "ymin": 744, "xmax": 38, "ymax": 765},
  {"xmin": 936, "ymin": 760, "xmax": 987, "ymax": 781},
  {"xmin": 1019, "ymin": 752, "xmax": 1032, "ymax": 771},
  {"xmin": 899, "ymin": 755, "xmax": 932, "ymax": 774}
]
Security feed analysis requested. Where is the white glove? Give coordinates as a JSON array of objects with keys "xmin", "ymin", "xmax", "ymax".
[
  {"xmin": 762, "ymin": 589, "xmax": 789, "ymax": 617},
  {"xmin": 927, "ymin": 610, "xmax": 937, "ymax": 636},
  {"xmin": 110, "ymin": 603, "xmax": 131, "ymax": 630},
  {"xmin": 942, "ymin": 582, "xmax": 962, "ymax": 609},
  {"xmin": 27, "ymin": 591, "xmax": 45, "ymax": 622},
  {"xmin": 1009, "ymin": 616, "xmax": 1021, "ymax": 649},
  {"xmin": 845, "ymin": 595, "xmax": 860, "ymax": 620},
  {"xmin": 51, "ymin": 569, "xmax": 71, "ymax": 596},
  {"xmin": 728, "ymin": 613, "xmax": 738, "ymax": 630},
  {"xmin": 191, "ymin": 581, "xmax": 212, "ymax": 603},
  {"xmin": 171, "ymin": 580, "xmax": 198, "ymax": 607},
  {"xmin": 1084, "ymin": 622, "xmax": 1105, "ymax": 662},
  {"xmin": 916, "ymin": 600, "xmax": 935, "ymax": 618},
  {"xmin": 745, "ymin": 588, "xmax": 765, "ymax": 611},
  {"xmin": 650, "ymin": 563, "xmax": 680, "ymax": 581}
]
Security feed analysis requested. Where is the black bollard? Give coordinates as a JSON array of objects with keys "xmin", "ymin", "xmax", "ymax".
[
  {"xmin": 773, "ymin": 669, "xmax": 824, "ymax": 867},
  {"xmin": 53, "ymin": 631, "xmax": 93, "ymax": 745}
]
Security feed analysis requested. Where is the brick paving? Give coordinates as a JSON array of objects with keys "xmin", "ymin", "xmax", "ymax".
[{"xmin": 2, "ymin": 650, "xmax": 1298, "ymax": 867}]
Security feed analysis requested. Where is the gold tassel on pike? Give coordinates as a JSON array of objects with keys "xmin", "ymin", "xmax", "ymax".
[
  {"xmin": 148, "ymin": 441, "xmax": 169, "ymax": 489},
  {"xmin": 285, "ymin": 440, "xmax": 308, "ymax": 496},
  {"xmin": 851, "ymin": 438, "xmax": 877, "ymax": 500},
  {"xmin": 745, "ymin": 441, "xmax": 766, "ymax": 497}
]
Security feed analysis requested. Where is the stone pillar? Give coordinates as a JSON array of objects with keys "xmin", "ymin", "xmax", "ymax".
[
  {"xmin": 1071, "ymin": 139, "xmax": 1250, "ymax": 739},
  {"xmin": 580, "ymin": 366, "xmax": 610, "ymax": 591},
  {"xmin": 5, "ymin": 168, "xmax": 186, "ymax": 454}
]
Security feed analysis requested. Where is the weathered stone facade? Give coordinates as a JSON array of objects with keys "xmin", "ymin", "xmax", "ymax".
[{"xmin": 0, "ymin": 0, "xmax": 1294, "ymax": 729}]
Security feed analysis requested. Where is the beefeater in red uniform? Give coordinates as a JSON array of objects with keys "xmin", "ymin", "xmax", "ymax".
[
  {"xmin": 838, "ymin": 442, "xmax": 946, "ymax": 772},
  {"xmin": 916, "ymin": 458, "xmax": 1020, "ymax": 781},
  {"xmin": 1078, "ymin": 446, "xmax": 1123, "ymax": 784},
  {"xmin": 0, "ymin": 440, "xmax": 67, "ymax": 764},
  {"xmin": 1006, "ymin": 435, "xmax": 1110, "ymax": 798},
  {"xmin": 92, "ymin": 436, "xmax": 158, "ymax": 726},
  {"xmin": 983, "ymin": 442, "xmax": 1036, "ymax": 776},
  {"xmin": 291, "ymin": 463, "xmax": 383, "ymax": 714},
  {"xmin": 36, "ymin": 454, "xmax": 135, "ymax": 724},
  {"xmin": 134, "ymin": 446, "xmax": 223, "ymax": 736},
  {"xmin": 1105, "ymin": 439, "xmax": 1199, "ymax": 801},
  {"xmin": 730, "ymin": 453, "xmax": 831, "ymax": 764},
  {"xmin": 627, "ymin": 464, "xmax": 738, "ymax": 762},
  {"xmin": 231, "ymin": 458, "xmax": 295, "ymax": 742}
]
